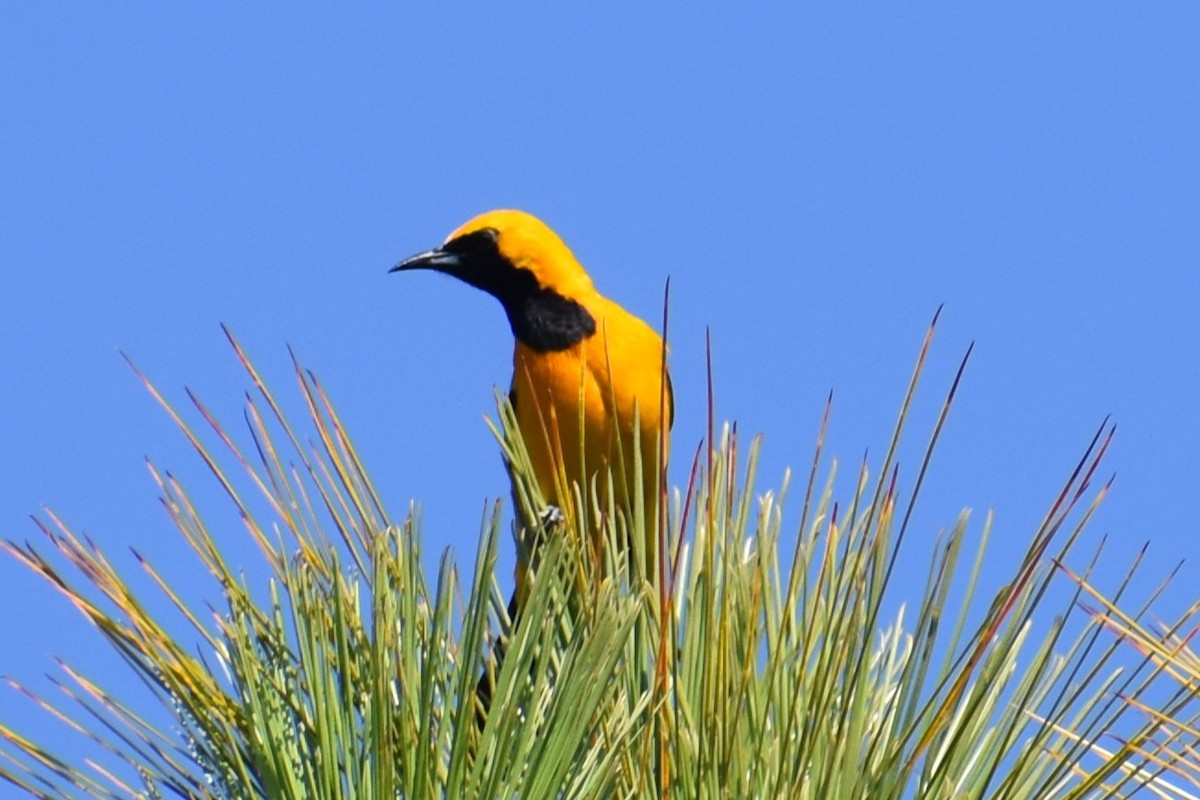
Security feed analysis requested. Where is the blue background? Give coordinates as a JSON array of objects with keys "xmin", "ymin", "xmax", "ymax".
[{"xmin": 2, "ymin": 5, "xmax": 1197, "ymax": 773}]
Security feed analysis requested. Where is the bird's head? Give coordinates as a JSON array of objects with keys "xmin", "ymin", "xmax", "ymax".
[{"xmin": 391, "ymin": 209, "xmax": 596, "ymax": 303}]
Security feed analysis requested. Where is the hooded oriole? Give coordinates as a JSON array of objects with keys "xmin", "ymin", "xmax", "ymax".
[{"xmin": 391, "ymin": 209, "xmax": 672, "ymax": 610}]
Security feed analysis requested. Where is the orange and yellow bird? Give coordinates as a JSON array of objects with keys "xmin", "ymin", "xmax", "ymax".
[{"xmin": 391, "ymin": 209, "xmax": 672, "ymax": 613}]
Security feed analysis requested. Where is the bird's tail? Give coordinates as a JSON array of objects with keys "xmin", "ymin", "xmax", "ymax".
[
  {"xmin": 473, "ymin": 505, "xmax": 565, "ymax": 737},
  {"xmin": 473, "ymin": 589, "xmax": 519, "ymax": 734}
]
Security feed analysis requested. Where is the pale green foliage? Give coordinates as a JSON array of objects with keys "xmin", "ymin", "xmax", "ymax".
[{"xmin": 1, "ymin": 322, "xmax": 1195, "ymax": 798}]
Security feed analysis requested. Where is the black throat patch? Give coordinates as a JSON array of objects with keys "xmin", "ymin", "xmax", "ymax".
[
  {"xmin": 507, "ymin": 283, "xmax": 597, "ymax": 352},
  {"xmin": 441, "ymin": 229, "xmax": 597, "ymax": 352}
]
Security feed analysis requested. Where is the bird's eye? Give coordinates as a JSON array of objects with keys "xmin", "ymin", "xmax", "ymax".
[{"xmin": 443, "ymin": 228, "xmax": 500, "ymax": 256}]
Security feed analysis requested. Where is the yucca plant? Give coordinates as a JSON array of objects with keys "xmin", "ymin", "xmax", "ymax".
[
  {"xmin": 0, "ymin": 317, "xmax": 1193, "ymax": 798},
  {"xmin": 1055, "ymin": 550, "xmax": 1200, "ymax": 796}
]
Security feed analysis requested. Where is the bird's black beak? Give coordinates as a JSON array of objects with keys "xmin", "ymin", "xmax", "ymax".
[{"xmin": 390, "ymin": 247, "xmax": 463, "ymax": 274}]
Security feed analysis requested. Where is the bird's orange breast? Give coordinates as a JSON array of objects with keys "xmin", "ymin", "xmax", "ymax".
[{"xmin": 511, "ymin": 296, "xmax": 670, "ymax": 526}]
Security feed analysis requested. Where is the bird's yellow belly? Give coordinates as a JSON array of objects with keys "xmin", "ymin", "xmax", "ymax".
[
  {"xmin": 512, "ymin": 344, "xmax": 610, "ymax": 508},
  {"xmin": 511, "ymin": 338, "xmax": 665, "ymax": 522}
]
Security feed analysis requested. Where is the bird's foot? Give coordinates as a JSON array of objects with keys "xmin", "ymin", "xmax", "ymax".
[{"xmin": 538, "ymin": 505, "xmax": 565, "ymax": 527}]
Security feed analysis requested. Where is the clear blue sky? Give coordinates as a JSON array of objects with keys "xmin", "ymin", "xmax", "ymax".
[{"xmin": 2, "ymin": 5, "xmax": 1197, "ymax": 771}]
